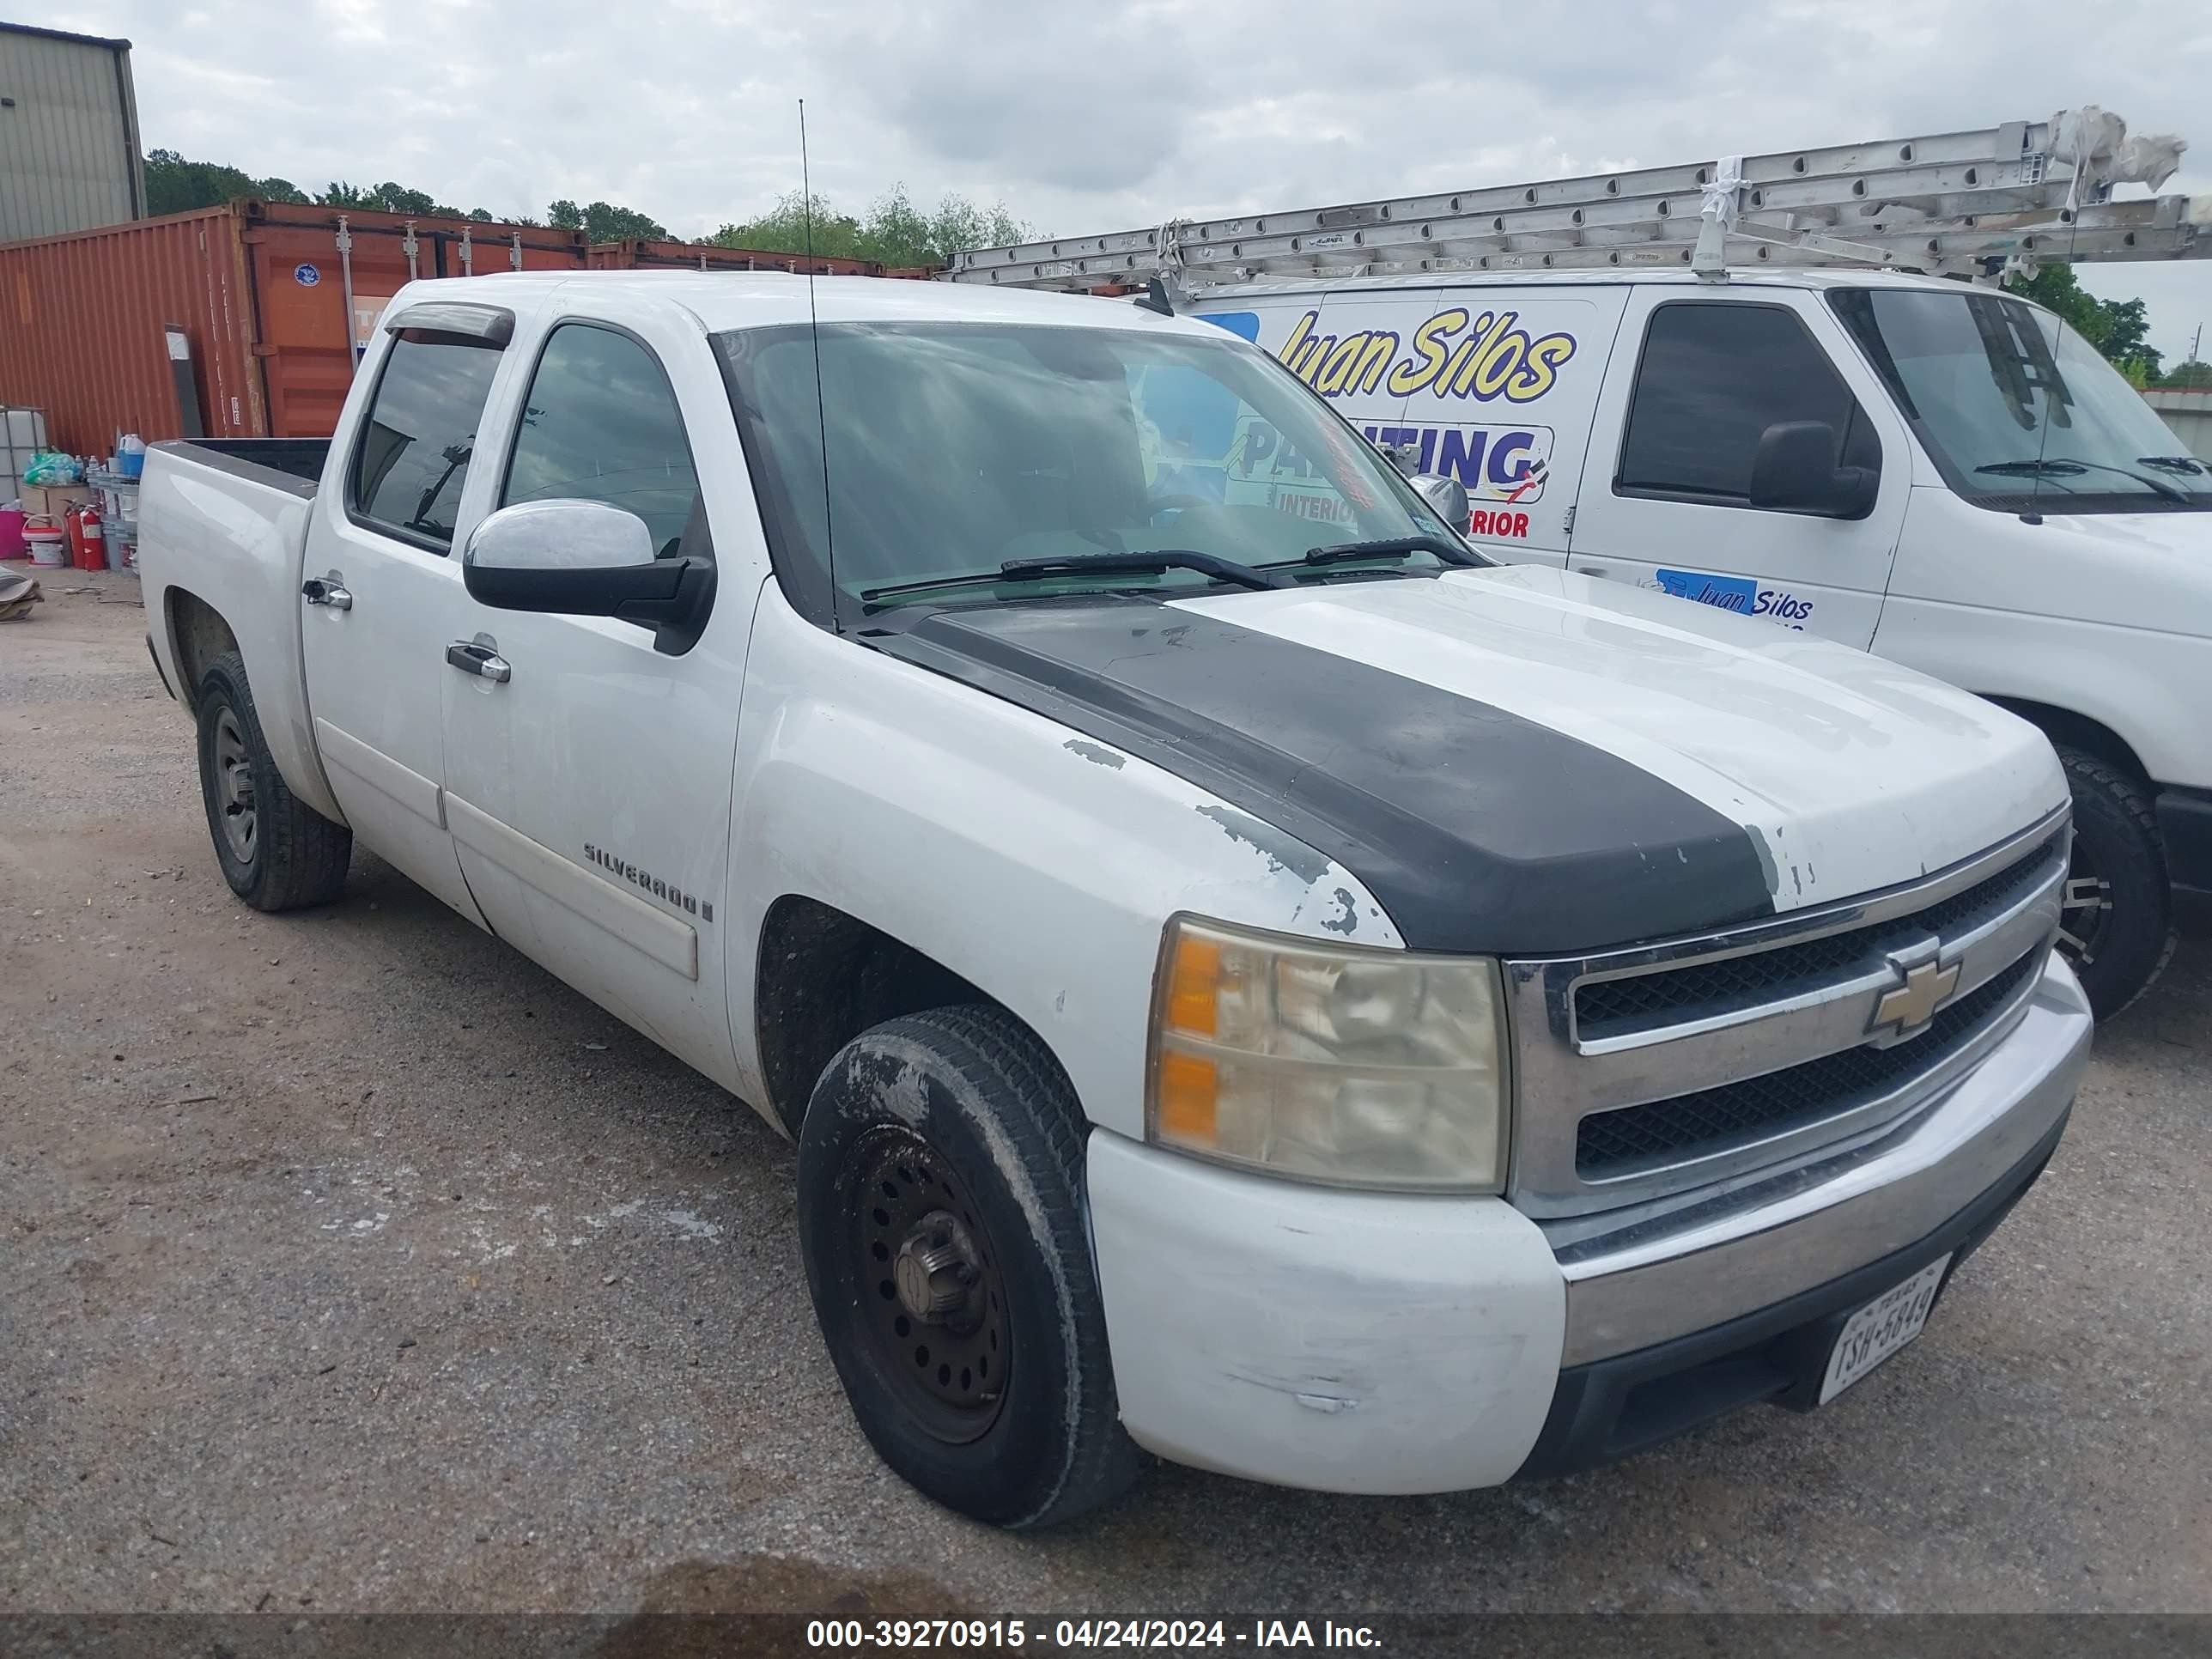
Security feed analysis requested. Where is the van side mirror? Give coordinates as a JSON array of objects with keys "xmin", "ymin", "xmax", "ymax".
[
  {"xmin": 1411, "ymin": 472, "xmax": 1470, "ymax": 531},
  {"xmin": 1747, "ymin": 421, "xmax": 1878, "ymax": 520},
  {"xmin": 463, "ymin": 499, "xmax": 713, "ymax": 649}
]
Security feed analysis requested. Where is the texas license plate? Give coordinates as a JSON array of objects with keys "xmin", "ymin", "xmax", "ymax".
[{"xmin": 1818, "ymin": 1255, "xmax": 1952, "ymax": 1404}]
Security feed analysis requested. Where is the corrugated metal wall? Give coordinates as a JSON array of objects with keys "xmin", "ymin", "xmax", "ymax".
[
  {"xmin": 0, "ymin": 24, "xmax": 144, "ymax": 242},
  {"xmin": 0, "ymin": 208, "xmax": 259, "ymax": 453},
  {"xmin": 0, "ymin": 203, "xmax": 591, "ymax": 453},
  {"xmin": 244, "ymin": 205, "xmax": 588, "ymax": 437}
]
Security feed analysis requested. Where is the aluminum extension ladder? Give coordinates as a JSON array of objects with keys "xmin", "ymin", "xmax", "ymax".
[{"xmin": 939, "ymin": 107, "xmax": 2206, "ymax": 293}]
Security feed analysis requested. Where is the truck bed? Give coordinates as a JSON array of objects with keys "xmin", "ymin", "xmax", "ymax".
[
  {"xmin": 137, "ymin": 436, "xmax": 343, "ymax": 824},
  {"xmin": 161, "ymin": 437, "xmax": 331, "ymax": 495}
]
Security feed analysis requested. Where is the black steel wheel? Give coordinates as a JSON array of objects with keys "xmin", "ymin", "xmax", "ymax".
[
  {"xmin": 193, "ymin": 651, "xmax": 352, "ymax": 912},
  {"xmin": 846, "ymin": 1126, "xmax": 1010, "ymax": 1443},
  {"xmin": 796, "ymin": 1006, "xmax": 1141, "ymax": 1528}
]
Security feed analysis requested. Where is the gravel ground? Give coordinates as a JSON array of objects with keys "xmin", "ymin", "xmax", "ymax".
[{"xmin": 3, "ymin": 573, "xmax": 2208, "ymax": 1617}]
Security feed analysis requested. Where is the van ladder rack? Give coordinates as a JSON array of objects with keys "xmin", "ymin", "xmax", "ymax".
[{"xmin": 940, "ymin": 108, "xmax": 2203, "ymax": 293}]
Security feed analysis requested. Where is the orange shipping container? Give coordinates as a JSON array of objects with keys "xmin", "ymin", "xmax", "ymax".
[{"xmin": 0, "ymin": 199, "xmax": 587, "ymax": 454}]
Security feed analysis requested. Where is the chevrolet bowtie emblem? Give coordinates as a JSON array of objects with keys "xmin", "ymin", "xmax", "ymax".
[{"xmin": 1870, "ymin": 955, "xmax": 1961, "ymax": 1040}]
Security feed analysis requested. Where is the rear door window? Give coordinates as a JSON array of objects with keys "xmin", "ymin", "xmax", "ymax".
[
  {"xmin": 1616, "ymin": 302, "xmax": 1880, "ymax": 504},
  {"xmin": 347, "ymin": 335, "xmax": 504, "ymax": 551}
]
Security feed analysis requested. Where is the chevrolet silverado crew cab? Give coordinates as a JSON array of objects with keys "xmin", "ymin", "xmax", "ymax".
[
  {"xmin": 1189, "ymin": 268, "xmax": 2212, "ymax": 1018},
  {"xmin": 139, "ymin": 271, "xmax": 2091, "ymax": 1528}
]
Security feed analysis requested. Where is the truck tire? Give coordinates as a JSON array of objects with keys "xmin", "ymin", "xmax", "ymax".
[
  {"xmin": 194, "ymin": 651, "xmax": 352, "ymax": 912},
  {"xmin": 796, "ymin": 1006, "xmax": 1141, "ymax": 1528},
  {"xmin": 2056, "ymin": 746, "xmax": 2175, "ymax": 1019}
]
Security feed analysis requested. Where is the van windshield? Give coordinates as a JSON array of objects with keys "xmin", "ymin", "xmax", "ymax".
[
  {"xmin": 1831, "ymin": 287, "xmax": 2210, "ymax": 514},
  {"xmin": 715, "ymin": 320, "xmax": 1462, "ymax": 614}
]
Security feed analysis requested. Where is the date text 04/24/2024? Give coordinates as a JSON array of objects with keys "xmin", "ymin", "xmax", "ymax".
[{"xmin": 804, "ymin": 1619, "xmax": 1382, "ymax": 1649}]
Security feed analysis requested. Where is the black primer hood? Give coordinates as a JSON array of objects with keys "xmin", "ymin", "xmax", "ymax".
[{"xmin": 872, "ymin": 596, "xmax": 1775, "ymax": 957}]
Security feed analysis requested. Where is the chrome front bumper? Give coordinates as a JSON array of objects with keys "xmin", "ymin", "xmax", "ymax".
[{"xmin": 1551, "ymin": 951, "xmax": 2092, "ymax": 1367}]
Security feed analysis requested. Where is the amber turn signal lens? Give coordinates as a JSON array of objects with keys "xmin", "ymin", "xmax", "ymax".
[
  {"xmin": 1155, "ymin": 1051, "xmax": 1219, "ymax": 1143},
  {"xmin": 1165, "ymin": 934, "xmax": 1222, "ymax": 1036}
]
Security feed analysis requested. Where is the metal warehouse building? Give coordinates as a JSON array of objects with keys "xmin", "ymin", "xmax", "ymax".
[{"xmin": 0, "ymin": 21, "xmax": 145, "ymax": 243}]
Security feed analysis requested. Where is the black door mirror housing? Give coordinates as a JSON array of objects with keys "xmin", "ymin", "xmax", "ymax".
[
  {"xmin": 1747, "ymin": 420, "xmax": 1879, "ymax": 520},
  {"xmin": 463, "ymin": 499, "xmax": 714, "ymax": 654}
]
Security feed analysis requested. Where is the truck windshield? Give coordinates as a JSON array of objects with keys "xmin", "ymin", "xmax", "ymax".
[
  {"xmin": 1831, "ymin": 287, "xmax": 2210, "ymax": 514},
  {"xmin": 715, "ymin": 320, "xmax": 1462, "ymax": 614}
]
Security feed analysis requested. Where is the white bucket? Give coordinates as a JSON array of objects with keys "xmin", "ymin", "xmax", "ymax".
[{"xmin": 24, "ymin": 520, "xmax": 66, "ymax": 567}]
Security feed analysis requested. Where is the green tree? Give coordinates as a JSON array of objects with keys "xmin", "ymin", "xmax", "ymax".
[
  {"xmin": 916, "ymin": 191, "xmax": 1032, "ymax": 265},
  {"xmin": 549, "ymin": 199, "xmax": 667, "ymax": 241},
  {"xmin": 2013, "ymin": 263, "xmax": 2165, "ymax": 383},
  {"xmin": 2161, "ymin": 358, "xmax": 2212, "ymax": 389},
  {"xmin": 143, "ymin": 149, "xmax": 311, "ymax": 214},
  {"xmin": 708, "ymin": 190, "xmax": 864, "ymax": 258},
  {"xmin": 709, "ymin": 185, "xmax": 1035, "ymax": 267},
  {"xmin": 371, "ymin": 182, "xmax": 442, "ymax": 216}
]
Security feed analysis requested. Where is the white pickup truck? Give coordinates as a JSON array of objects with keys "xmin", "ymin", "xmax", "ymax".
[{"xmin": 139, "ymin": 270, "xmax": 2091, "ymax": 1528}]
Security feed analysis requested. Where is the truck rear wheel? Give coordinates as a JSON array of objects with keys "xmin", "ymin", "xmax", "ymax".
[
  {"xmin": 2056, "ymin": 746, "xmax": 2176, "ymax": 1019},
  {"xmin": 194, "ymin": 651, "xmax": 352, "ymax": 912},
  {"xmin": 795, "ymin": 1006, "xmax": 1140, "ymax": 1528}
]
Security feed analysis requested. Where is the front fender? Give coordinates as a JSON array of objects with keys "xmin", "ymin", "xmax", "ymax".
[{"xmin": 726, "ymin": 589, "xmax": 1401, "ymax": 1139}]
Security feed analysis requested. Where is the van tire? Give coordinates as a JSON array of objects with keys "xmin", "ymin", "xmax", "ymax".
[
  {"xmin": 194, "ymin": 651, "xmax": 353, "ymax": 912},
  {"xmin": 2057, "ymin": 747, "xmax": 2175, "ymax": 1019},
  {"xmin": 795, "ymin": 1006, "xmax": 1141, "ymax": 1528}
]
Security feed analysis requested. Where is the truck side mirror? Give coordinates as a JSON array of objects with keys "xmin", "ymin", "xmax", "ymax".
[
  {"xmin": 463, "ymin": 498, "xmax": 714, "ymax": 651},
  {"xmin": 1747, "ymin": 421, "xmax": 1879, "ymax": 520}
]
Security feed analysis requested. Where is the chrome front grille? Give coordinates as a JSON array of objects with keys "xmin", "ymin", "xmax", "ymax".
[
  {"xmin": 1573, "ymin": 949, "xmax": 2043, "ymax": 1178},
  {"xmin": 1504, "ymin": 808, "xmax": 2069, "ymax": 1220},
  {"xmin": 1572, "ymin": 832, "xmax": 2063, "ymax": 1042}
]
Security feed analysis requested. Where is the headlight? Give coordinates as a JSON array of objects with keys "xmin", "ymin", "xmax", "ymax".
[{"xmin": 1146, "ymin": 915, "xmax": 1510, "ymax": 1193}]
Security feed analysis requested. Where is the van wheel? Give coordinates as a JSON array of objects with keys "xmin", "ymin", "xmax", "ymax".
[
  {"xmin": 2056, "ymin": 747, "xmax": 2175, "ymax": 1018},
  {"xmin": 195, "ymin": 651, "xmax": 352, "ymax": 912},
  {"xmin": 796, "ymin": 1006, "xmax": 1140, "ymax": 1528}
]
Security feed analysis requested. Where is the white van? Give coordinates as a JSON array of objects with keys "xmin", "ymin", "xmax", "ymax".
[{"xmin": 1186, "ymin": 270, "xmax": 2212, "ymax": 1015}]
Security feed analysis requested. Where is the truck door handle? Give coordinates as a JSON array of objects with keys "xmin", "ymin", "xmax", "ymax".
[
  {"xmin": 301, "ymin": 577, "xmax": 353, "ymax": 610},
  {"xmin": 446, "ymin": 641, "xmax": 511, "ymax": 684}
]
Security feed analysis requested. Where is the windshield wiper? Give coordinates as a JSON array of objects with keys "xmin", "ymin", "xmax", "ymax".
[
  {"xmin": 860, "ymin": 548, "xmax": 1280, "ymax": 603},
  {"xmin": 1291, "ymin": 534, "xmax": 1481, "ymax": 569},
  {"xmin": 2137, "ymin": 454, "xmax": 2207, "ymax": 477},
  {"xmin": 1976, "ymin": 457, "xmax": 2185, "ymax": 503}
]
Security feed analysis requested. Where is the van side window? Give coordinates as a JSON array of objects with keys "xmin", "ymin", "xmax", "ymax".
[
  {"xmin": 347, "ymin": 335, "xmax": 504, "ymax": 552},
  {"xmin": 502, "ymin": 324, "xmax": 701, "ymax": 557},
  {"xmin": 1616, "ymin": 302, "xmax": 1880, "ymax": 505}
]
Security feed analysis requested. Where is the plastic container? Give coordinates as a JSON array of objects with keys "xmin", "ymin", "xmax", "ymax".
[
  {"xmin": 91, "ymin": 473, "xmax": 140, "ymax": 570},
  {"xmin": 118, "ymin": 434, "xmax": 146, "ymax": 478},
  {"xmin": 24, "ymin": 515, "xmax": 67, "ymax": 566},
  {"xmin": 0, "ymin": 506, "xmax": 26, "ymax": 559},
  {"xmin": 2, "ymin": 407, "xmax": 47, "ymax": 503}
]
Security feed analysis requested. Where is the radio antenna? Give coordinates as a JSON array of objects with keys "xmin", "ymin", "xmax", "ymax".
[{"xmin": 799, "ymin": 98, "xmax": 840, "ymax": 627}]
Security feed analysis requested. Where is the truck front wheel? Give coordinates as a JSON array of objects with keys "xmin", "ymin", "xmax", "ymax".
[
  {"xmin": 194, "ymin": 651, "xmax": 352, "ymax": 912},
  {"xmin": 2057, "ymin": 746, "xmax": 2176, "ymax": 1019},
  {"xmin": 796, "ymin": 1006, "xmax": 1141, "ymax": 1528}
]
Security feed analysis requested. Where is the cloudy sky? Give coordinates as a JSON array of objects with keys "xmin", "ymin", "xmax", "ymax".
[{"xmin": 64, "ymin": 0, "xmax": 2212, "ymax": 359}]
